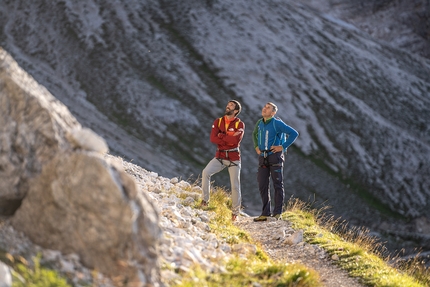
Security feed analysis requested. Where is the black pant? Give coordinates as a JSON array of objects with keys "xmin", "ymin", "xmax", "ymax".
[{"xmin": 257, "ymin": 152, "xmax": 285, "ymax": 216}]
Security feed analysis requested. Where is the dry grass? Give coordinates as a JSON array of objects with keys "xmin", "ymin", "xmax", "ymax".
[
  {"xmin": 285, "ymin": 197, "xmax": 429, "ymax": 287},
  {"xmin": 167, "ymin": 187, "xmax": 322, "ymax": 287}
]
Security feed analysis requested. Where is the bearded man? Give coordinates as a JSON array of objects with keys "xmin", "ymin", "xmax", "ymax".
[{"xmin": 200, "ymin": 100, "xmax": 245, "ymax": 221}]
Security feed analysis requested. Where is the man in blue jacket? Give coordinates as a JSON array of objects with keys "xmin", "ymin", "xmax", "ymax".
[{"xmin": 252, "ymin": 102, "xmax": 299, "ymax": 221}]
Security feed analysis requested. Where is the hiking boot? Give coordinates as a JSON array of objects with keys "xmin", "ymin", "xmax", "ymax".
[
  {"xmin": 200, "ymin": 200, "xmax": 208, "ymax": 207},
  {"xmin": 232, "ymin": 213, "xmax": 238, "ymax": 221},
  {"xmin": 253, "ymin": 215, "xmax": 268, "ymax": 222},
  {"xmin": 273, "ymin": 214, "xmax": 281, "ymax": 220}
]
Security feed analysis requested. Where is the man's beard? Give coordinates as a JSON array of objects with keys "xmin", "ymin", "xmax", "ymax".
[{"xmin": 225, "ymin": 109, "xmax": 235, "ymax": 116}]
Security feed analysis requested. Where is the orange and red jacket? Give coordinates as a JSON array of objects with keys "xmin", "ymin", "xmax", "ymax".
[{"xmin": 210, "ymin": 116, "xmax": 245, "ymax": 161}]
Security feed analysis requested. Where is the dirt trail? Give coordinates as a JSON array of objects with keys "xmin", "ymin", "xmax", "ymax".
[{"xmin": 234, "ymin": 215, "xmax": 366, "ymax": 287}]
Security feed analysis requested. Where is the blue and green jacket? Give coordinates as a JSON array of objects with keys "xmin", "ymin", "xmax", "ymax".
[{"xmin": 252, "ymin": 117, "xmax": 299, "ymax": 154}]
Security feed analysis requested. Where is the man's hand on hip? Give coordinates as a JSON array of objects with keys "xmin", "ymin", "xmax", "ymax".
[{"xmin": 270, "ymin": 145, "xmax": 283, "ymax": 153}]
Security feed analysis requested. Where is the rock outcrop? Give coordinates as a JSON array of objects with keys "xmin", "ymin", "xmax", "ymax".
[
  {"xmin": 0, "ymin": 48, "xmax": 162, "ymax": 286},
  {"xmin": 0, "ymin": 48, "xmax": 79, "ymax": 215}
]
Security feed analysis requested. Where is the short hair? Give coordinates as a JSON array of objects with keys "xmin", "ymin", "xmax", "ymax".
[
  {"xmin": 229, "ymin": 100, "xmax": 242, "ymax": 116},
  {"xmin": 267, "ymin": 102, "xmax": 278, "ymax": 112}
]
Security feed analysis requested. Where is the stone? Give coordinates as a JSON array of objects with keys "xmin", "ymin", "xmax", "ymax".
[
  {"xmin": 67, "ymin": 127, "xmax": 109, "ymax": 154},
  {"xmin": 0, "ymin": 262, "xmax": 11, "ymax": 287},
  {"xmin": 1, "ymin": 49, "xmax": 163, "ymax": 286},
  {"xmin": 283, "ymin": 230, "xmax": 304, "ymax": 245},
  {"xmin": 0, "ymin": 50, "xmax": 80, "ymax": 215}
]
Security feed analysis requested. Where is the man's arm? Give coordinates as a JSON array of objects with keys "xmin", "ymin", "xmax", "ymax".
[
  {"xmin": 209, "ymin": 118, "xmax": 226, "ymax": 145},
  {"xmin": 278, "ymin": 120, "xmax": 299, "ymax": 150},
  {"xmin": 223, "ymin": 120, "xmax": 245, "ymax": 147},
  {"xmin": 253, "ymin": 119, "xmax": 261, "ymax": 154}
]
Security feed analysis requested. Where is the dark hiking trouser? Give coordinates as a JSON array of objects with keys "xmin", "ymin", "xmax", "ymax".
[{"xmin": 257, "ymin": 152, "xmax": 285, "ymax": 216}]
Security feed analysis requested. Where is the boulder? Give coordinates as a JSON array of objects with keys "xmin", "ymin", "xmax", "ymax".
[
  {"xmin": 12, "ymin": 152, "xmax": 162, "ymax": 286},
  {"xmin": 1, "ymin": 49, "xmax": 162, "ymax": 286},
  {"xmin": 0, "ymin": 48, "xmax": 79, "ymax": 215}
]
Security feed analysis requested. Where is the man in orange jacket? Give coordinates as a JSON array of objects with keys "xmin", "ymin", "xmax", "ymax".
[{"xmin": 201, "ymin": 100, "xmax": 245, "ymax": 221}]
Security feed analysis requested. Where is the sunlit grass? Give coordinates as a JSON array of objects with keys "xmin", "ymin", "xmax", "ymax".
[
  {"xmin": 8, "ymin": 253, "xmax": 71, "ymax": 287},
  {"xmin": 285, "ymin": 198, "xmax": 429, "ymax": 287},
  {"xmin": 165, "ymin": 186, "xmax": 429, "ymax": 287},
  {"xmin": 165, "ymin": 186, "xmax": 322, "ymax": 287},
  {"xmin": 169, "ymin": 259, "xmax": 320, "ymax": 287}
]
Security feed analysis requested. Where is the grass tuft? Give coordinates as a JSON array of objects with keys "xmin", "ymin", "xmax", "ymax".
[
  {"xmin": 10, "ymin": 254, "xmax": 71, "ymax": 287},
  {"xmin": 285, "ymin": 197, "xmax": 429, "ymax": 287},
  {"xmin": 167, "ymin": 186, "xmax": 322, "ymax": 287}
]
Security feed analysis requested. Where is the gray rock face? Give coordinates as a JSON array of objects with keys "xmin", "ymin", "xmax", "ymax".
[
  {"xmin": 1, "ymin": 49, "xmax": 162, "ymax": 286},
  {"xmin": 0, "ymin": 49, "xmax": 80, "ymax": 214},
  {"xmin": 299, "ymin": 0, "xmax": 430, "ymax": 59}
]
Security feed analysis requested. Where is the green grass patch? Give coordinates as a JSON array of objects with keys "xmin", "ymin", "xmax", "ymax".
[
  {"xmin": 285, "ymin": 198, "xmax": 429, "ymax": 287},
  {"xmin": 165, "ymin": 186, "xmax": 322, "ymax": 287},
  {"xmin": 10, "ymin": 254, "xmax": 71, "ymax": 287},
  {"xmin": 169, "ymin": 259, "xmax": 320, "ymax": 287}
]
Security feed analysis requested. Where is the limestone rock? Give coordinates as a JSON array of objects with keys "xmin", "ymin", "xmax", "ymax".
[
  {"xmin": 67, "ymin": 127, "xmax": 109, "ymax": 154},
  {"xmin": 1, "ymin": 49, "xmax": 163, "ymax": 286},
  {"xmin": 12, "ymin": 152, "xmax": 162, "ymax": 286},
  {"xmin": 0, "ymin": 262, "xmax": 12, "ymax": 287},
  {"xmin": 283, "ymin": 230, "xmax": 304, "ymax": 246},
  {"xmin": 0, "ymin": 49, "xmax": 80, "ymax": 215}
]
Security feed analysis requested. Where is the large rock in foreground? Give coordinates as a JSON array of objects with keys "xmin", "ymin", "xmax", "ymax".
[
  {"xmin": 0, "ymin": 48, "xmax": 162, "ymax": 286},
  {"xmin": 12, "ymin": 152, "xmax": 162, "ymax": 286},
  {"xmin": 0, "ymin": 48, "xmax": 80, "ymax": 215}
]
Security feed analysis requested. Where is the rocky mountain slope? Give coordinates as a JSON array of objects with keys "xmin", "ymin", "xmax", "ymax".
[
  {"xmin": 299, "ymin": 0, "xmax": 430, "ymax": 59},
  {"xmin": 1, "ymin": 0, "xmax": 429, "ymax": 258}
]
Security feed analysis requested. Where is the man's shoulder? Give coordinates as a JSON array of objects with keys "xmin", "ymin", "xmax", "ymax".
[
  {"xmin": 215, "ymin": 116, "xmax": 244, "ymax": 126},
  {"xmin": 274, "ymin": 117, "xmax": 288, "ymax": 127},
  {"xmin": 232, "ymin": 117, "xmax": 243, "ymax": 123},
  {"xmin": 234, "ymin": 117, "xmax": 245, "ymax": 127}
]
